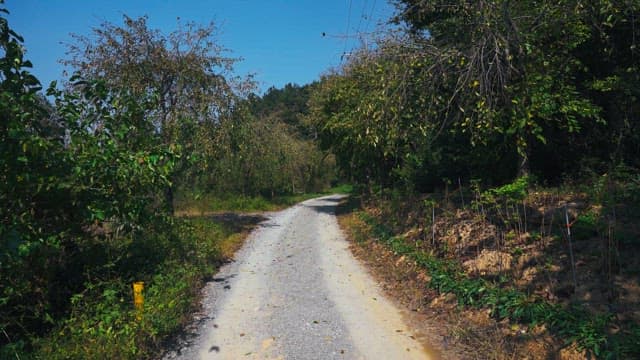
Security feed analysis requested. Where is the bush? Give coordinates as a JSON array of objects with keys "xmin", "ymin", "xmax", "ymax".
[{"xmin": 26, "ymin": 216, "xmax": 232, "ymax": 359}]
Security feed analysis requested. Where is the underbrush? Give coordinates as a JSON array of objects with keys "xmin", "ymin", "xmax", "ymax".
[
  {"xmin": 357, "ymin": 212, "xmax": 638, "ymax": 358},
  {"xmin": 1, "ymin": 218, "xmax": 243, "ymax": 360},
  {"xmin": 341, "ymin": 172, "xmax": 640, "ymax": 359},
  {"xmin": 176, "ymin": 193, "xmax": 280, "ymax": 213}
]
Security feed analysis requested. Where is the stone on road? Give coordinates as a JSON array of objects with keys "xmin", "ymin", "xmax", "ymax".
[{"xmin": 166, "ymin": 195, "xmax": 435, "ymax": 360}]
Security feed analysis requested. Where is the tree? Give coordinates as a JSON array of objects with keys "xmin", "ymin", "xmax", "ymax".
[
  {"xmin": 248, "ymin": 83, "xmax": 316, "ymax": 137},
  {"xmin": 311, "ymin": 1, "xmax": 639, "ymax": 189},
  {"xmin": 574, "ymin": 1, "xmax": 640, "ymax": 169},
  {"xmin": 202, "ymin": 83, "xmax": 333, "ymax": 197},
  {"xmin": 308, "ymin": 37, "xmax": 509, "ymax": 191},
  {"xmin": 62, "ymin": 15, "xmax": 251, "ymax": 212},
  {"xmin": 392, "ymin": 0, "xmax": 603, "ymax": 176}
]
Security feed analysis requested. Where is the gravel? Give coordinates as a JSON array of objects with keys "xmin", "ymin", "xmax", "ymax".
[{"xmin": 162, "ymin": 195, "xmax": 433, "ymax": 360}]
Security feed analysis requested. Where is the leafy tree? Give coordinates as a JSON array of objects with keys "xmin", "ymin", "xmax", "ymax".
[
  {"xmin": 392, "ymin": 0, "xmax": 604, "ymax": 176},
  {"xmin": 1, "ymin": 3, "xmax": 333, "ymax": 356},
  {"xmin": 248, "ymin": 83, "xmax": 316, "ymax": 137},
  {"xmin": 62, "ymin": 15, "xmax": 250, "ymax": 212},
  {"xmin": 308, "ymin": 38, "xmax": 507, "ymax": 191},
  {"xmin": 312, "ymin": 1, "xmax": 639, "ymax": 189},
  {"xmin": 1, "ymin": 0, "xmax": 64, "ymax": 339},
  {"xmin": 573, "ymin": 1, "xmax": 640, "ymax": 170},
  {"xmin": 203, "ymin": 83, "xmax": 333, "ymax": 197},
  {"xmin": 62, "ymin": 15, "xmax": 240, "ymax": 131}
]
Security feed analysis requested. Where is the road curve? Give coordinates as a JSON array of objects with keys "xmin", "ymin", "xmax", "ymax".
[{"xmin": 164, "ymin": 195, "xmax": 435, "ymax": 360}]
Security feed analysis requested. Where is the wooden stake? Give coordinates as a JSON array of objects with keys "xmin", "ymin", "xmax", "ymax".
[
  {"xmin": 564, "ymin": 206, "xmax": 577, "ymax": 292},
  {"xmin": 458, "ymin": 177, "xmax": 465, "ymax": 208},
  {"xmin": 432, "ymin": 204, "xmax": 436, "ymax": 247}
]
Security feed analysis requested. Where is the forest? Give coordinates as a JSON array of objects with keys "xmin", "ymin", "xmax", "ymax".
[{"xmin": 2, "ymin": 0, "xmax": 639, "ymax": 358}]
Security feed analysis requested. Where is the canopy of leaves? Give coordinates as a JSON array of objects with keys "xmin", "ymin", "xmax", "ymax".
[
  {"xmin": 1, "ymin": 3, "xmax": 336, "ymax": 356},
  {"xmin": 60, "ymin": 15, "xmax": 259, "ymax": 213},
  {"xmin": 311, "ymin": 0, "xmax": 639, "ymax": 189},
  {"xmin": 62, "ymin": 15, "xmax": 244, "ymax": 132}
]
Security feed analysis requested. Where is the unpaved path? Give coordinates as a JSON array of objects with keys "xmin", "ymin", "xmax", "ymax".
[{"xmin": 164, "ymin": 195, "xmax": 436, "ymax": 360}]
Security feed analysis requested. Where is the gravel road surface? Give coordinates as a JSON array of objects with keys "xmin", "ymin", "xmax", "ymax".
[{"xmin": 164, "ymin": 195, "xmax": 435, "ymax": 360}]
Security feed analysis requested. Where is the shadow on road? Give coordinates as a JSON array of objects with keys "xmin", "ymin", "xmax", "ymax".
[
  {"xmin": 204, "ymin": 212, "xmax": 269, "ymax": 232},
  {"xmin": 306, "ymin": 195, "xmax": 353, "ymax": 216},
  {"xmin": 306, "ymin": 203, "xmax": 338, "ymax": 215}
]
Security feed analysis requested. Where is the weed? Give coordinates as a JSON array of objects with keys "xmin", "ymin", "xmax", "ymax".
[
  {"xmin": 572, "ymin": 211, "xmax": 601, "ymax": 241},
  {"xmin": 512, "ymin": 247, "xmax": 524, "ymax": 259}
]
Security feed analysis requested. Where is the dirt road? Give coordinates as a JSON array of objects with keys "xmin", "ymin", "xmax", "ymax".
[{"xmin": 164, "ymin": 195, "xmax": 436, "ymax": 360}]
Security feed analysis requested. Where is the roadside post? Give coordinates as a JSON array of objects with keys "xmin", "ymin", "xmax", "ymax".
[{"xmin": 133, "ymin": 281, "xmax": 144, "ymax": 320}]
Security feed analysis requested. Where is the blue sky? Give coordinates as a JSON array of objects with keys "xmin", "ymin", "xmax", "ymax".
[{"xmin": 6, "ymin": 0, "xmax": 395, "ymax": 94}]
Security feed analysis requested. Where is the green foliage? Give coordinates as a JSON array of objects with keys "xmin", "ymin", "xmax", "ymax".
[
  {"xmin": 61, "ymin": 14, "xmax": 253, "ymax": 214},
  {"xmin": 470, "ymin": 176, "xmax": 530, "ymax": 234},
  {"xmin": 313, "ymin": 2, "xmax": 640, "ymax": 357},
  {"xmin": 572, "ymin": 212, "xmax": 601, "ymax": 241},
  {"xmin": 35, "ymin": 281, "xmax": 139, "ymax": 359},
  {"xmin": 309, "ymin": 42, "xmax": 491, "ymax": 190},
  {"xmin": 313, "ymin": 0, "xmax": 640, "ymax": 189},
  {"xmin": 248, "ymin": 83, "xmax": 316, "ymax": 137},
  {"xmin": 141, "ymin": 264, "xmax": 199, "ymax": 342},
  {"xmin": 1, "ymin": 5, "xmax": 234, "ymax": 357},
  {"xmin": 487, "ymin": 176, "xmax": 529, "ymax": 201},
  {"xmin": 177, "ymin": 184, "xmax": 353, "ymax": 215},
  {"xmin": 391, "ymin": 0, "xmax": 607, "ymax": 175},
  {"xmin": 196, "ymin": 83, "xmax": 334, "ymax": 198},
  {"xmin": 328, "ymin": 183, "xmax": 354, "ymax": 195},
  {"xmin": 476, "ymin": 176, "xmax": 530, "ymax": 210},
  {"xmin": 29, "ymin": 217, "xmax": 232, "ymax": 359},
  {"xmin": 1, "ymin": 3, "xmax": 73, "ymax": 342},
  {"xmin": 180, "ymin": 193, "xmax": 278, "ymax": 213}
]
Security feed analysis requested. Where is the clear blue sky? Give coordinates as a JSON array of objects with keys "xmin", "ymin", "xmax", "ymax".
[{"xmin": 6, "ymin": 0, "xmax": 395, "ymax": 94}]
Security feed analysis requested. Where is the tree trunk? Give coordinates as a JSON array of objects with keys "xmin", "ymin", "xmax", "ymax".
[
  {"xmin": 165, "ymin": 183, "xmax": 175, "ymax": 216},
  {"xmin": 516, "ymin": 130, "xmax": 531, "ymax": 178},
  {"xmin": 517, "ymin": 148, "xmax": 530, "ymax": 178}
]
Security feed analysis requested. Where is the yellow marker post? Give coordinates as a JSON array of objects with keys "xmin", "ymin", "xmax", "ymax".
[{"xmin": 133, "ymin": 281, "xmax": 144, "ymax": 320}]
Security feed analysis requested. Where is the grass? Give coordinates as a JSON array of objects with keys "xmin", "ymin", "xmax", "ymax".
[{"xmin": 175, "ymin": 184, "xmax": 354, "ymax": 215}]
